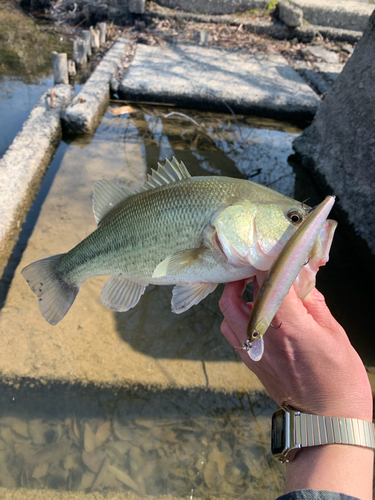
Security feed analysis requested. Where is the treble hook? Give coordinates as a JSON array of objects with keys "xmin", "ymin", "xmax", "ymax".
[
  {"xmin": 234, "ymin": 339, "xmax": 252, "ymax": 352},
  {"xmin": 270, "ymin": 322, "xmax": 282, "ymax": 329}
]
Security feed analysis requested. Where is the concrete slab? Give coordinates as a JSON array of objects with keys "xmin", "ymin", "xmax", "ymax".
[
  {"xmin": 303, "ymin": 45, "xmax": 340, "ymax": 64},
  {"xmin": 119, "ymin": 44, "xmax": 320, "ymax": 120},
  {"xmin": 0, "ymin": 84, "xmax": 73, "ymax": 269},
  {"xmin": 312, "ymin": 62, "xmax": 344, "ymax": 83},
  {"xmin": 62, "ymin": 38, "xmax": 129, "ymax": 134},
  {"xmin": 0, "ymin": 133, "xmax": 264, "ymax": 394},
  {"xmin": 293, "ymin": 0, "xmax": 374, "ymax": 32}
]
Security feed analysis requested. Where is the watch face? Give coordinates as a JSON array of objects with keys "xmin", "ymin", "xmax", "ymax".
[{"xmin": 271, "ymin": 409, "xmax": 286, "ymax": 455}]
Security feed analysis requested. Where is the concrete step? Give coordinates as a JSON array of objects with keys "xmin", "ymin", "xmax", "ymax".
[{"xmin": 293, "ymin": 0, "xmax": 374, "ymax": 32}]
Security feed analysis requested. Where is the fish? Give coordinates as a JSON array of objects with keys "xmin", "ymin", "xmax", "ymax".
[
  {"xmin": 246, "ymin": 195, "xmax": 337, "ymax": 345},
  {"xmin": 21, "ymin": 158, "xmax": 336, "ymax": 326}
]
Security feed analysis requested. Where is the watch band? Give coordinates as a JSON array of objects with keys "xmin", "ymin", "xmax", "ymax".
[
  {"xmin": 271, "ymin": 406, "xmax": 375, "ymax": 463},
  {"xmin": 295, "ymin": 412, "xmax": 375, "ymax": 449}
]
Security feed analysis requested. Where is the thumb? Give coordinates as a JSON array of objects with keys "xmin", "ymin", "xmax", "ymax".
[{"xmin": 302, "ymin": 288, "xmax": 346, "ymax": 335}]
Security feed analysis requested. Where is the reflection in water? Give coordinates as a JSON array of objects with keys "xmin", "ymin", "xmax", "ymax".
[{"xmin": 0, "ymin": 384, "xmax": 283, "ymax": 497}]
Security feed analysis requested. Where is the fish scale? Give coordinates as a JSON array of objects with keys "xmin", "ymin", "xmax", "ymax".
[{"xmin": 22, "ymin": 158, "xmax": 336, "ymax": 325}]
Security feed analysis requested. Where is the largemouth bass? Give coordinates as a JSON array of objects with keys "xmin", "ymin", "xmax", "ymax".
[
  {"xmin": 22, "ymin": 158, "xmax": 336, "ymax": 325},
  {"xmin": 247, "ymin": 195, "xmax": 336, "ymax": 345}
]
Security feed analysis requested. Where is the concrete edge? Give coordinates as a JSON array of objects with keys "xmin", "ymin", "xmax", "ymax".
[
  {"xmin": 0, "ymin": 85, "xmax": 74, "ymax": 266},
  {"xmin": 144, "ymin": 10, "xmax": 363, "ymax": 43},
  {"xmin": 118, "ymin": 86, "xmax": 319, "ymax": 121},
  {"xmin": 61, "ymin": 37, "xmax": 130, "ymax": 134}
]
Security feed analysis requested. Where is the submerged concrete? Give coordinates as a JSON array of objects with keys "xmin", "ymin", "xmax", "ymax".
[
  {"xmin": 0, "ymin": 138, "xmax": 264, "ymax": 394},
  {"xmin": 0, "ymin": 84, "xmax": 73, "ymax": 264},
  {"xmin": 62, "ymin": 38, "xmax": 129, "ymax": 134},
  {"xmin": 119, "ymin": 44, "xmax": 320, "ymax": 120}
]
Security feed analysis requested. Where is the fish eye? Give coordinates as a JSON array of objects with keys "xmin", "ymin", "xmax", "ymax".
[{"xmin": 287, "ymin": 209, "xmax": 304, "ymax": 225}]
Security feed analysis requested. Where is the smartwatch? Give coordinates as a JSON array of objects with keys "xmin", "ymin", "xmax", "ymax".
[{"xmin": 271, "ymin": 405, "xmax": 375, "ymax": 463}]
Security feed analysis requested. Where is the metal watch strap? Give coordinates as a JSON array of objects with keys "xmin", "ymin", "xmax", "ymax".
[{"xmin": 295, "ymin": 413, "xmax": 375, "ymax": 449}]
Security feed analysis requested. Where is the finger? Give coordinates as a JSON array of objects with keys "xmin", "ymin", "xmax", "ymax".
[
  {"xmin": 268, "ymin": 284, "xmax": 306, "ymax": 333},
  {"xmin": 302, "ymin": 287, "xmax": 347, "ymax": 336},
  {"xmin": 221, "ymin": 319, "xmax": 241, "ymax": 349},
  {"xmin": 221, "ymin": 319, "xmax": 255, "ymax": 369},
  {"xmin": 219, "ymin": 281, "xmax": 252, "ymax": 344}
]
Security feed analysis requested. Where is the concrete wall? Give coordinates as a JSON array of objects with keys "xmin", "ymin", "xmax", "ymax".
[{"xmin": 153, "ymin": 0, "xmax": 268, "ymax": 15}]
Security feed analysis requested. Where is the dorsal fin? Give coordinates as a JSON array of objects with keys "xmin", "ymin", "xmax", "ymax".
[
  {"xmin": 93, "ymin": 180, "xmax": 134, "ymax": 224},
  {"xmin": 141, "ymin": 157, "xmax": 191, "ymax": 191}
]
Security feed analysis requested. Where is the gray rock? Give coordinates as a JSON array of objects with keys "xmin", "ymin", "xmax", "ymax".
[
  {"xmin": 62, "ymin": 38, "xmax": 129, "ymax": 134},
  {"xmin": 110, "ymin": 77, "xmax": 119, "ymax": 94},
  {"xmin": 312, "ymin": 61, "xmax": 344, "ymax": 83},
  {"xmin": 304, "ymin": 45, "xmax": 340, "ymax": 64},
  {"xmin": 129, "ymin": 0, "xmax": 145, "ymax": 14},
  {"xmin": 293, "ymin": 10, "xmax": 375, "ymax": 256},
  {"xmin": 119, "ymin": 43, "xmax": 320, "ymax": 120},
  {"xmin": 277, "ymin": 0, "xmax": 303, "ymax": 28}
]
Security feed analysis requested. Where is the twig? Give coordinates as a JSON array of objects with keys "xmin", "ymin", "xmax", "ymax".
[{"xmin": 163, "ymin": 111, "xmax": 202, "ymax": 128}]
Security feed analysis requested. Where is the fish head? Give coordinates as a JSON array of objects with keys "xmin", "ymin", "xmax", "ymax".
[
  {"xmin": 211, "ymin": 199, "xmax": 309, "ymax": 270},
  {"xmin": 293, "ymin": 218, "xmax": 338, "ymax": 299}
]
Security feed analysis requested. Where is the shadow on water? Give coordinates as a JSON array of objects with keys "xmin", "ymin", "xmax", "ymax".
[{"xmin": 0, "ymin": 380, "xmax": 283, "ymax": 496}]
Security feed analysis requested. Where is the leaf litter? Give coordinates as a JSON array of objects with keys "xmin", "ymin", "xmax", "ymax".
[{"xmin": 0, "ymin": 398, "xmax": 285, "ymax": 497}]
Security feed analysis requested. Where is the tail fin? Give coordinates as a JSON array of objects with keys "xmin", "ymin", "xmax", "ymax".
[{"xmin": 21, "ymin": 255, "xmax": 80, "ymax": 325}]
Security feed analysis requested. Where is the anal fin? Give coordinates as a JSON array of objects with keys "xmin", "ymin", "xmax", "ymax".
[
  {"xmin": 172, "ymin": 282, "xmax": 218, "ymax": 314},
  {"xmin": 101, "ymin": 277, "xmax": 147, "ymax": 312}
]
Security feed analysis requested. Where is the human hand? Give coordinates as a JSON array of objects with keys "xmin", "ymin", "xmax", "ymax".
[{"xmin": 219, "ymin": 279, "xmax": 373, "ymax": 422}]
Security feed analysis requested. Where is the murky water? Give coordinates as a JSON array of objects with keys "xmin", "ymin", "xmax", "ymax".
[{"xmin": 0, "ymin": 102, "xmax": 374, "ymax": 499}]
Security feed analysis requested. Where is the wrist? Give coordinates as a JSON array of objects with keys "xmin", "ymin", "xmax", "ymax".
[{"xmin": 285, "ymin": 444, "xmax": 374, "ymax": 500}]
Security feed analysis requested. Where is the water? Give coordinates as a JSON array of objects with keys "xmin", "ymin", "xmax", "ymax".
[
  {"xmin": 0, "ymin": 103, "xmax": 374, "ymax": 497},
  {"xmin": 0, "ymin": 2, "xmax": 72, "ymax": 158},
  {"xmin": 0, "ymin": 382, "xmax": 283, "ymax": 497}
]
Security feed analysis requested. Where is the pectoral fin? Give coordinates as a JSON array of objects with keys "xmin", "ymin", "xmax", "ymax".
[
  {"xmin": 172, "ymin": 282, "xmax": 218, "ymax": 313},
  {"xmin": 152, "ymin": 247, "xmax": 206, "ymax": 279},
  {"xmin": 101, "ymin": 277, "xmax": 146, "ymax": 312}
]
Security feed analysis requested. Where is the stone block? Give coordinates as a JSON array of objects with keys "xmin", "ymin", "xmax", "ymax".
[
  {"xmin": 277, "ymin": 0, "xmax": 303, "ymax": 28},
  {"xmin": 129, "ymin": 0, "xmax": 145, "ymax": 14}
]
